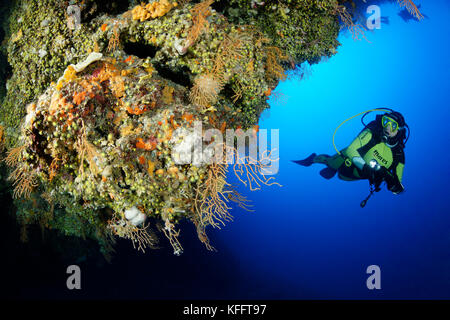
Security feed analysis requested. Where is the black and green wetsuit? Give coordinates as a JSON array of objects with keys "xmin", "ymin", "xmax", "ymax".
[{"xmin": 297, "ymin": 119, "xmax": 405, "ymax": 194}]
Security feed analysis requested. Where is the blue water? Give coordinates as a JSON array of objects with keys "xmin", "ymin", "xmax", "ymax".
[
  {"xmin": 212, "ymin": 0, "xmax": 450, "ymax": 299},
  {"xmin": 9, "ymin": 1, "xmax": 450, "ymax": 300}
]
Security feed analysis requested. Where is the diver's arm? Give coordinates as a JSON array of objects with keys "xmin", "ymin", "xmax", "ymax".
[
  {"xmin": 376, "ymin": 162, "xmax": 404, "ymax": 194},
  {"xmin": 396, "ymin": 162, "xmax": 404, "ymax": 184},
  {"xmin": 344, "ymin": 129, "xmax": 373, "ymax": 169},
  {"xmin": 388, "ymin": 162, "xmax": 405, "ymax": 194}
]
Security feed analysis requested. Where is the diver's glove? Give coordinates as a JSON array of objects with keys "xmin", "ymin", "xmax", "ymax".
[
  {"xmin": 362, "ymin": 160, "xmax": 404, "ymax": 194},
  {"xmin": 375, "ymin": 166, "xmax": 405, "ymax": 194},
  {"xmin": 383, "ymin": 171, "xmax": 405, "ymax": 194},
  {"xmin": 388, "ymin": 182, "xmax": 404, "ymax": 194}
]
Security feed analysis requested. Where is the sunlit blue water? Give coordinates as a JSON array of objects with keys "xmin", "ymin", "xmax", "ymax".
[{"xmin": 214, "ymin": 0, "xmax": 450, "ymax": 299}]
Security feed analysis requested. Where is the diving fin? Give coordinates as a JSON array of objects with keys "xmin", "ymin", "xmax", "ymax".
[
  {"xmin": 292, "ymin": 153, "xmax": 317, "ymax": 167},
  {"xmin": 319, "ymin": 167, "xmax": 337, "ymax": 180}
]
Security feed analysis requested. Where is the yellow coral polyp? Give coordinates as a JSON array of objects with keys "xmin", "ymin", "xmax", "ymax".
[
  {"xmin": 132, "ymin": 0, "xmax": 178, "ymax": 22},
  {"xmin": 64, "ymin": 65, "xmax": 77, "ymax": 81},
  {"xmin": 26, "ymin": 103, "xmax": 37, "ymax": 114},
  {"xmin": 0, "ymin": 124, "xmax": 4, "ymax": 149},
  {"xmin": 56, "ymin": 65, "xmax": 77, "ymax": 91},
  {"xmin": 11, "ymin": 29, "xmax": 23, "ymax": 43},
  {"xmin": 162, "ymin": 86, "xmax": 174, "ymax": 104},
  {"xmin": 168, "ymin": 166, "xmax": 178, "ymax": 176},
  {"xmin": 147, "ymin": 160, "xmax": 155, "ymax": 176}
]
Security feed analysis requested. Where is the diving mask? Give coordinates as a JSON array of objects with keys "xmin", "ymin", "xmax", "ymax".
[{"xmin": 382, "ymin": 115, "xmax": 399, "ymax": 132}]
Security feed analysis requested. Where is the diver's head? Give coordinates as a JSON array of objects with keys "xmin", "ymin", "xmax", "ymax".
[
  {"xmin": 383, "ymin": 121, "xmax": 398, "ymax": 137},
  {"xmin": 381, "ymin": 111, "xmax": 405, "ymax": 138}
]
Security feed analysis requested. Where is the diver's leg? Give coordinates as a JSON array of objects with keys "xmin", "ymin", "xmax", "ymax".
[
  {"xmin": 294, "ymin": 153, "xmax": 341, "ymax": 167},
  {"xmin": 337, "ymin": 165, "xmax": 363, "ymax": 181},
  {"xmin": 312, "ymin": 154, "xmax": 330, "ymax": 164},
  {"xmin": 319, "ymin": 167, "xmax": 337, "ymax": 179},
  {"xmin": 317, "ymin": 153, "xmax": 347, "ymax": 179},
  {"xmin": 294, "ymin": 153, "xmax": 349, "ymax": 180},
  {"xmin": 292, "ymin": 153, "xmax": 317, "ymax": 167},
  {"xmin": 323, "ymin": 153, "xmax": 345, "ymax": 169},
  {"xmin": 338, "ymin": 173, "xmax": 359, "ymax": 181},
  {"xmin": 294, "ymin": 153, "xmax": 341, "ymax": 179}
]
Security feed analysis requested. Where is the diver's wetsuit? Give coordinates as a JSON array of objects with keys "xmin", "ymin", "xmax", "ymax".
[{"xmin": 305, "ymin": 119, "xmax": 405, "ymax": 193}]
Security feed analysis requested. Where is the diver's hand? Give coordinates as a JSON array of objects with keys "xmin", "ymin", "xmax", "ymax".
[
  {"xmin": 379, "ymin": 168, "xmax": 405, "ymax": 194},
  {"xmin": 383, "ymin": 172, "xmax": 404, "ymax": 194},
  {"xmin": 363, "ymin": 164, "xmax": 404, "ymax": 194},
  {"xmin": 362, "ymin": 164, "xmax": 374, "ymax": 178},
  {"xmin": 362, "ymin": 164, "xmax": 378, "ymax": 180},
  {"xmin": 389, "ymin": 183, "xmax": 404, "ymax": 194}
]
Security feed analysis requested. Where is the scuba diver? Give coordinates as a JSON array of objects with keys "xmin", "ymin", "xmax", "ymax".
[{"xmin": 294, "ymin": 109, "xmax": 409, "ymax": 207}]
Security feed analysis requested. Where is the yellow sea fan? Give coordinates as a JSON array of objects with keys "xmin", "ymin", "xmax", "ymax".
[
  {"xmin": 397, "ymin": 0, "xmax": 424, "ymax": 20},
  {"xmin": 9, "ymin": 165, "xmax": 39, "ymax": 199},
  {"xmin": 189, "ymin": 73, "xmax": 223, "ymax": 109}
]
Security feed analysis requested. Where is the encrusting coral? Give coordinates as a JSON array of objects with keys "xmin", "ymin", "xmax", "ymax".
[{"xmin": 132, "ymin": 0, "xmax": 179, "ymax": 22}]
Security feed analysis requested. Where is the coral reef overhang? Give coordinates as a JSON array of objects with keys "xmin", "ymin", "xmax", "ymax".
[{"xmin": 0, "ymin": 0, "xmax": 384, "ymax": 257}]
